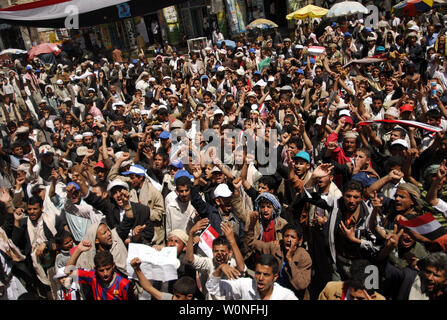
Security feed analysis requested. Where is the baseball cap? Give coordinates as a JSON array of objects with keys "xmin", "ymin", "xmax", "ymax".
[
  {"xmin": 160, "ymin": 131, "xmax": 171, "ymax": 139},
  {"xmin": 213, "ymin": 109, "xmax": 225, "ymax": 116},
  {"xmin": 253, "ymin": 70, "xmax": 261, "ymax": 75},
  {"xmin": 94, "ymin": 161, "xmax": 105, "ymax": 169},
  {"xmin": 293, "ymin": 151, "xmax": 311, "ymax": 163},
  {"xmin": 121, "ymin": 164, "xmax": 147, "ymax": 177},
  {"xmin": 53, "ymin": 267, "xmax": 68, "ymax": 279},
  {"xmin": 66, "ymin": 182, "xmax": 80, "ymax": 191},
  {"xmin": 391, "ymin": 139, "xmax": 409, "ymax": 149},
  {"xmin": 107, "ymin": 179, "xmax": 129, "ymax": 192},
  {"xmin": 214, "ymin": 183, "xmax": 233, "ymax": 198},
  {"xmin": 352, "ymin": 172, "xmax": 378, "ymax": 188},
  {"xmin": 170, "ymin": 160, "xmax": 184, "ymax": 169},
  {"xmin": 400, "ymin": 104, "xmax": 413, "ymax": 112},
  {"xmin": 174, "ymin": 169, "xmax": 194, "ymax": 182},
  {"xmin": 342, "ymin": 116, "xmax": 353, "ymax": 125}
]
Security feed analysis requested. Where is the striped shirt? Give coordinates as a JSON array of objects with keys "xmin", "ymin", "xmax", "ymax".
[{"xmin": 77, "ymin": 269, "xmax": 135, "ymax": 300}]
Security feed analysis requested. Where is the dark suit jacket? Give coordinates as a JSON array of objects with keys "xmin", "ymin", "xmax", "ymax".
[{"xmin": 84, "ymin": 192, "xmax": 154, "ymax": 244}]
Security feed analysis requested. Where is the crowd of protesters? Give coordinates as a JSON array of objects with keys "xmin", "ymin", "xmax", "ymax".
[{"xmin": 1, "ymin": 8, "xmax": 447, "ymax": 301}]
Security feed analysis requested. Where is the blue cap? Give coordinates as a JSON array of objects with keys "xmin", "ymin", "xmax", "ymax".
[
  {"xmin": 248, "ymin": 48, "xmax": 255, "ymax": 53},
  {"xmin": 293, "ymin": 151, "xmax": 311, "ymax": 163},
  {"xmin": 310, "ymin": 58, "xmax": 316, "ymax": 64},
  {"xmin": 365, "ymin": 27, "xmax": 372, "ymax": 32},
  {"xmin": 170, "ymin": 160, "xmax": 184, "ymax": 169},
  {"xmin": 132, "ymin": 59, "xmax": 138, "ymax": 64},
  {"xmin": 174, "ymin": 169, "xmax": 194, "ymax": 182},
  {"xmin": 351, "ymin": 172, "xmax": 378, "ymax": 188},
  {"xmin": 160, "ymin": 131, "xmax": 170, "ymax": 139},
  {"xmin": 67, "ymin": 182, "xmax": 80, "ymax": 191},
  {"xmin": 254, "ymin": 70, "xmax": 261, "ymax": 75},
  {"xmin": 201, "ymin": 75, "xmax": 209, "ymax": 80},
  {"xmin": 376, "ymin": 46, "xmax": 385, "ymax": 52},
  {"xmin": 26, "ymin": 65, "xmax": 32, "ymax": 70},
  {"xmin": 122, "ymin": 164, "xmax": 147, "ymax": 177},
  {"xmin": 344, "ymin": 32, "xmax": 352, "ymax": 37},
  {"xmin": 297, "ymin": 68, "xmax": 304, "ymax": 74},
  {"xmin": 331, "ymin": 22, "xmax": 337, "ymax": 27},
  {"xmin": 35, "ymin": 69, "xmax": 40, "ymax": 73}
]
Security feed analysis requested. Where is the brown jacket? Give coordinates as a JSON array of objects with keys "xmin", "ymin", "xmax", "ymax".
[
  {"xmin": 245, "ymin": 229, "xmax": 312, "ymax": 300},
  {"xmin": 318, "ymin": 281, "xmax": 386, "ymax": 300}
]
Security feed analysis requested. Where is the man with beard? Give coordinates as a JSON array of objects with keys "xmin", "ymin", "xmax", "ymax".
[
  {"xmin": 306, "ymin": 178, "xmax": 379, "ymax": 281},
  {"xmin": 191, "ymin": 167, "xmax": 245, "ymax": 242},
  {"xmin": 77, "ymin": 177, "xmax": 153, "ymax": 245},
  {"xmin": 12, "ymin": 196, "xmax": 66, "ymax": 299},
  {"xmin": 408, "ymin": 252, "xmax": 447, "ymax": 300},
  {"xmin": 186, "ymin": 218, "xmax": 245, "ymax": 299},
  {"xmin": 300, "ymin": 163, "xmax": 342, "ymax": 298}
]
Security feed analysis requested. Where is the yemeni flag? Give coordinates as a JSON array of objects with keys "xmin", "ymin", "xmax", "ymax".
[
  {"xmin": 308, "ymin": 46, "xmax": 325, "ymax": 56},
  {"xmin": 0, "ymin": 0, "xmax": 185, "ymax": 28},
  {"xmin": 398, "ymin": 213, "xmax": 447, "ymax": 251},
  {"xmin": 198, "ymin": 225, "xmax": 219, "ymax": 258},
  {"xmin": 357, "ymin": 119, "xmax": 443, "ymax": 133}
]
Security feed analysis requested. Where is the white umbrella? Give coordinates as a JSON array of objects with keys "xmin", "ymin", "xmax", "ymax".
[
  {"xmin": 327, "ymin": 1, "xmax": 369, "ymax": 18},
  {"xmin": 0, "ymin": 48, "xmax": 27, "ymax": 55}
]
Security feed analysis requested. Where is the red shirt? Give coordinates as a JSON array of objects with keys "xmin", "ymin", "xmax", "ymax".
[
  {"xmin": 261, "ymin": 220, "xmax": 276, "ymax": 243},
  {"xmin": 77, "ymin": 269, "xmax": 135, "ymax": 300}
]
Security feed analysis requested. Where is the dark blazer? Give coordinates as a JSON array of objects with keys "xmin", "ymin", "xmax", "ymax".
[
  {"xmin": 190, "ymin": 185, "xmax": 245, "ymax": 246},
  {"xmin": 12, "ymin": 214, "xmax": 66, "ymax": 257},
  {"xmin": 84, "ymin": 192, "xmax": 154, "ymax": 244}
]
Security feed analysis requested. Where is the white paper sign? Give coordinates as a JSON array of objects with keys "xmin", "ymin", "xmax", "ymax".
[{"xmin": 126, "ymin": 243, "xmax": 180, "ymax": 282}]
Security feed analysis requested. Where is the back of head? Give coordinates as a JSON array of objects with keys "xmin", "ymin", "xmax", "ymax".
[
  {"xmin": 173, "ymin": 276, "xmax": 197, "ymax": 298},
  {"xmin": 346, "ymin": 259, "xmax": 374, "ymax": 294},
  {"xmin": 94, "ymin": 250, "xmax": 114, "ymax": 268}
]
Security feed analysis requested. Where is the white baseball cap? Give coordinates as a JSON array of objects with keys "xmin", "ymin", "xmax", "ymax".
[
  {"xmin": 107, "ymin": 179, "xmax": 129, "ymax": 192},
  {"xmin": 391, "ymin": 139, "xmax": 409, "ymax": 149},
  {"xmin": 214, "ymin": 183, "xmax": 233, "ymax": 198}
]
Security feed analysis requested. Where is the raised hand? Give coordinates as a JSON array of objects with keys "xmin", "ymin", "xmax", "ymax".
[
  {"xmin": 339, "ymin": 221, "xmax": 358, "ymax": 243},
  {"xmin": 192, "ymin": 166, "xmax": 203, "ymax": 180},
  {"xmin": 312, "ymin": 163, "xmax": 334, "ymax": 179},
  {"xmin": 0, "ymin": 188, "xmax": 11, "ymax": 205},
  {"xmin": 189, "ymin": 218, "xmax": 209, "ymax": 236},
  {"xmin": 370, "ymin": 191, "xmax": 383, "ymax": 210},
  {"xmin": 130, "ymin": 257, "xmax": 142, "ymax": 270},
  {"xmin": 232, "ymin": 177, "xmax": 242, "ymax": 190},
  {"xmin": 221, "ymin": 221, "xmax": 235, "ymax": 242},
  {"xmin": 384, "ymin": 224, "xmax": 404, "ymax": 249},
  {"xmin": 132, "ymin": 225, "xmax": 146, "ymax": 238},
  {"xmin": 13, "ymin": 208, "xmax": 25, "ymax": 221},
  {"xmin": 248, "ymin": 211, "xmax": 259, "ymax": 229},
  {"xmin": 77, "ymin": 240, "xmax": 93, "ymax": 252},
  {"xmin": 51, "ymin": 169, "xmax": 59, "ymax": 183},
  {"xmin": 388, "ymin": 169, "xmax": 404, "ymax": 181}
]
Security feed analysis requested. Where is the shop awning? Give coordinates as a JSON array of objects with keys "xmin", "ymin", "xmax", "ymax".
[{"xmin": 0, "ymin": 0, "xmax": 185, "ymax": 28}]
